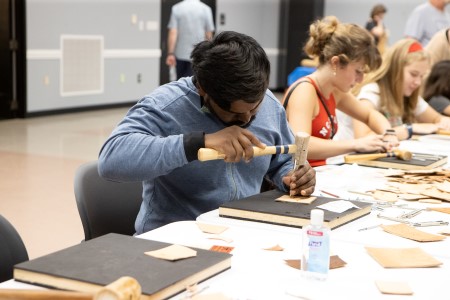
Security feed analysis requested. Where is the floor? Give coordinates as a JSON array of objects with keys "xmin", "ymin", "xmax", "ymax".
[{"xmin": 0, "ymin": 107, "xmax": 131, "ymax": 259}]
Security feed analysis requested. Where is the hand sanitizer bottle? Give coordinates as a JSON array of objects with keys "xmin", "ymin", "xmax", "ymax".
[{"xmin": 302, "ymin": 209, "xmax": 330, "ymax": 280}]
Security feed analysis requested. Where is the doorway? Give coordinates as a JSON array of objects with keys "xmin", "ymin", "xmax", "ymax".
[
  {"xmin": 0, "ymin": 0, "xmax": 26, "ymax": 119},
  {"xmin": 159, "ymin": 0, "xmax": 216, "ymax": 85}
]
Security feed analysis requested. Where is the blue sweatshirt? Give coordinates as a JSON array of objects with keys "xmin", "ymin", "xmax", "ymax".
[{"xmin": 98, "ymin": 77, "xmax": 294, "ymax": 234}]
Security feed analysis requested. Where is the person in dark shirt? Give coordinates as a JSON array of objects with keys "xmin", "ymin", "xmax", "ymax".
[
  {"xmin": 365, "ymin": 4, "xmax": 388, "ymax": 54},
  {"xmin": 423, "ymin": 60, "xmax": 450, "ymax": 116}
]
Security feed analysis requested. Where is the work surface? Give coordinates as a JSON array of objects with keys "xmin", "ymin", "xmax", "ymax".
[
  {"xmin": 1, "ymin": 135, "xmax": 450, "ymax": 299},
  {"xmin": 142, "ymin": 216, "xmax": 450, "ymax": 299},
  {"xmin": 148, "ymin": 135, "xmax": 450, "ymax": 299},
  {"xmin": 4, "ymin": 216, "xmax": 449, "ymax": 299}
]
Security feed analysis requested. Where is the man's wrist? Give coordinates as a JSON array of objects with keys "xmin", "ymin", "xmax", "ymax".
[
  {"xmin": 167, "ymin": 53, "xmax": 175, "ymax": 56},
  {"xmin": 183, "ymin": 131, "xmax": 205, "ymax": 162}
]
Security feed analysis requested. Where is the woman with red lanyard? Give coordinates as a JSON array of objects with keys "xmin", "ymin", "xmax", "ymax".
[{"xmin": 282, "ymin": 16, "xmax": 398, "ymax": 167}]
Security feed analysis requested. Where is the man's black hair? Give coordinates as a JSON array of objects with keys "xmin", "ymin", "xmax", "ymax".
[{"xmin": 191, "ymin": 31, "xmax": 270, "ymax": 111}]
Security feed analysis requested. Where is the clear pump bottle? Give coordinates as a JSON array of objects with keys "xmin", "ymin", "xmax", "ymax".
[{"xmin": 301, "ymin": 209, "xmax": 330, "ymax": 280}]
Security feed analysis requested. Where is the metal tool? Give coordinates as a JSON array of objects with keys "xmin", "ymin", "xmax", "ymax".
[
  {"xmin": 358, "ymin": 224, "xmax": 381, "ymax": 231},
  {"xmin": 412, "ymin": 153, "xmax": 441, "ymax": 161},
  {"xmin": 411, "ymin": 221, "xmax": 449, "ymax": 227},
  {"xmin": 373, "ymin": 203, "xmax": 409, "ymax": 211},
  {"xmin": 377, "ymin": 214, "xmax": 411, "ymax": 224},
  {"xmin": 399, "ymin": 208, "xmax": 423, "ymax": 219}
]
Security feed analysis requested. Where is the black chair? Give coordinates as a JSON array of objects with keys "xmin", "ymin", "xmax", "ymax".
[
  {"xmin": 0, "ymin": 214, "xmax": 29, "ymax": 282},
  {"xmin": 74, "ymin": 161, "xmax": 143, "ymax": 241}
]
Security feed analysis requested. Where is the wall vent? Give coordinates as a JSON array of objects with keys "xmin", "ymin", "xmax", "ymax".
[{"xmin": 60, "ymin": 35, "xmax": 104, "ymax": 96}]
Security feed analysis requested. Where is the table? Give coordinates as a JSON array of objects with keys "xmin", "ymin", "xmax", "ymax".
[
  {"xmin": 1, "ymin": 136, "xmax": 449, "ymax": 299},
  {"xmin": 191, "ymin": 135, "xmax": 450, "ymax": 299},
  {"xmin": 139, "ymin": 219, "xmax": 450, "ymax": 299}
]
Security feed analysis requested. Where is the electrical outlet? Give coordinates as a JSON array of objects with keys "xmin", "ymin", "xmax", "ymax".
[
  {"xmin": 131, "ymin": 14, "xmax": 137, "ymax": 25},
  {"xmin": 146, "ymin": 21, "xmax": 158, "ymax": 31},
  {"xmin": 137, "ymin": 73, "xmax": 142, "ymax": 83}
]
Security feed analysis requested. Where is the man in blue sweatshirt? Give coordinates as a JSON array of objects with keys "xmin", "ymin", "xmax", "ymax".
[{"xmin": 98, "ymin": 31, "xmax": 316, "ymax": 234}]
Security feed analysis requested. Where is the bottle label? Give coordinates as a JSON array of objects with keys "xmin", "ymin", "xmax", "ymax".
[
  {"xmin": 307, "ymin": 229, "xmax": 323, "ymax": 236},
  {"xmin": 304, "ymin": 229, "xmax": 330, "ymax": 275}
]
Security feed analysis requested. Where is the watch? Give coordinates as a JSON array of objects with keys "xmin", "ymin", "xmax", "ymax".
[
  {"xmin": 403, "ymin": 123, "xmax": 413, "ymax": 139},
  {"xmin": 384, "ymin": 129, "xmax": 396, "ymax": 136}
]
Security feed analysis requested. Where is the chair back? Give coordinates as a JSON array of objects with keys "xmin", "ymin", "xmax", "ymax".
[
  {"xmin": 74, "ymin": 161, "xmax": 143, "ymax": 241},
  {"xmin": 0, "ymin": 214, "xmax": 29, "ymax": 282}
]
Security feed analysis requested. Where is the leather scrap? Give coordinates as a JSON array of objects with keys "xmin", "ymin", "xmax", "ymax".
[
  {"xmin": 365, "ymin": 247, "xmax": 442, "ymax": 268},
  {"xmin": 276, "ymin": 195, "xmax": 316, "ymax": 204},
  {"xmin": 284, "ymin": 255, "xmax": 346, "ymax": 270},
  {"xmin": 381, "ymin": 223, "xmax": 445, "ymax": 242}
]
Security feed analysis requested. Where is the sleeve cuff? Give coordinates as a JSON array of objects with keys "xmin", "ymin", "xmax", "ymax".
[{"xmin": 183, "ymin": 131, "xmax": 205, "ymax": 162}]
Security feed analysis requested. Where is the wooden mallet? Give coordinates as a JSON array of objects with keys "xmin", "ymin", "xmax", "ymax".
[
  {"xmin": 344, "ymin": 149, "xmax": 412, "ymax": 164},
  {"xmin": 0, "ymin": 276, "xmax": 141, "ymax": 300},
  {"xmin": 197, "ymin": 132, "xmax": 310, "ymax": 162},
  {"xmin": 437, "ymin": 129, "xmax": 450, "ymax": 136}
]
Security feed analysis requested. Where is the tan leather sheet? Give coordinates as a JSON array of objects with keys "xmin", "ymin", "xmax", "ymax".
[
  {"xmin": 381, "ymin": 223, "xmax": 445, "ymax": 242},
  {"xmin": 365, "ymin": 247, "xmax": 442, "ymax": 268}
]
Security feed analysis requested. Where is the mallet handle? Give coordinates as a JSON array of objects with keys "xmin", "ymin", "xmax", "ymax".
[
  {"xmin": 198, "ymin": 145, "xmax": 297, "ymax": 161},
  {"xmin": 437, "ymin": 129, "xmax": 450, "ymax": 136},
  {"xmin": 0, "ymin": 276, "xmax": 141, "ymax": 300},
  {"xmin": 344, "ymin": 152, "xmax": 391, "ymax": 163},
  {"xmin": 0, "ymin": 290, "xmax": 92, "ymax": 300},
  {"xmin": 344, "ymin": 150, "xmax": 412, "ymax": 163}
]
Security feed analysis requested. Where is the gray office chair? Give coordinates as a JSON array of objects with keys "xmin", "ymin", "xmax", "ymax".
[
  {"xmin": 74, "ymin": 161, "xmax": 143, "ymax": 241},
  {"xmin": 0, "ymin": 214, "xmax": 29, "ymax": 282}
]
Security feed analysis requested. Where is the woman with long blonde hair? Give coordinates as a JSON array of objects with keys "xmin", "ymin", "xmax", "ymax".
[{"xmin": 352, "ymin": 38, "xmax": 450, "ymax": 140}]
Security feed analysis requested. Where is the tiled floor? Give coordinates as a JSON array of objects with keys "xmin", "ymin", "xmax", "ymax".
[{"xmin": 0, "ymin": 107, "xmax": 130, "ymax": 259}]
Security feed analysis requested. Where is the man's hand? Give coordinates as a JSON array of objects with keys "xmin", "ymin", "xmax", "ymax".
[
  {"xmin": 166, "ymin": 54, "xmax": 176, "ymax": 67},
  {"xmin": 204, "ymin": 126, "xmax": 266, "ymax": 163},
  {"xmin": 282, "ymin": 163, "xmax": 316, "ymax": 197}
]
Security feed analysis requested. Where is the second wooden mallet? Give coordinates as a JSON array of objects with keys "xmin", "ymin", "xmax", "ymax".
[{"xmin": 344, "ymin": 149, "xmax": 412, "ymax": 164}]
